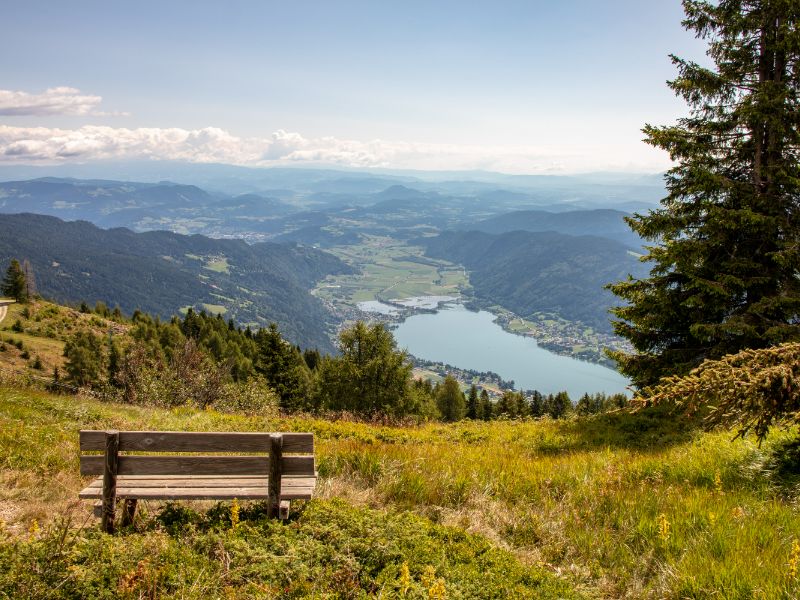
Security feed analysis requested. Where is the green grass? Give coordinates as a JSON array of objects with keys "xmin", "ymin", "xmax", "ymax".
[
  {"xmin": 1, "ymin": 385, "xmax": 799, "ymax": 598},
  {"xmin": 201, "ymin": 303, "xmax": 227, "ymax": 315},
  {"xmin": 315, "ymin": 237, "xmax": 469, "ymax": 307},
  {"xmin": 203, "ymin": 257, "xmax": 230, "ymax": 274}
]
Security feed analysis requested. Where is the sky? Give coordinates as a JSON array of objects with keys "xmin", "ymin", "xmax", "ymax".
[{"xmin": 0, "ymin": 0, "xmax": 710, "ymax": 175}]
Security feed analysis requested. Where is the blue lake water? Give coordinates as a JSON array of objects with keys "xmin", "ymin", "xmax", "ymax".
[{"xmin": 393, "ymin": 304, "xmax": 630, "ymax": 398}]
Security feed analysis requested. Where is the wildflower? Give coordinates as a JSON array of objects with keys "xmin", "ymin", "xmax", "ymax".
[
  {"xmin": 708, "ymin": 512, "xmax": 716, "ymax": 527},
  {"xmin": 657, "ymin": 513, "xmax": 670, "ymax": 543},
  {"xmin": 731, "ymin": 506, "xmax": 745, "ymax": 520},
  {"xmin": 713, "ymin": 471, "xmax": 724, "ymax": 495},
  {"xmin": 428, "ymin": 577, "xmax": 447, "ymax": 600},
  {"xmin": 230, "ymin": 498, "xmax": 240, "ymax": 530},
  {"xmin": 421, "ymin": 565, "xmax": 437, "ymax": 589},
  {"xmin": 398, "ymin": 562, "xmax": 411, "ymax": 596},
  {"xmin": 790, "ymin": 538, "xmax": 799, "ymax": 581},
  {"xmin": 28, "ymin": 519, "xmax": 40, "ymax": 538}
]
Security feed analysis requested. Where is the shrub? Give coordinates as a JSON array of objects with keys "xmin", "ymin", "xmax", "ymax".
[{"xmin": 640, "ymin": 343, "xmax": 800, "ymax": 441}]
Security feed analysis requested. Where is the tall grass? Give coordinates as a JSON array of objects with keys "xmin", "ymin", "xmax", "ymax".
[{"xmin": 1, "ymin": 384, "xmax": 799, "ymax": 598}]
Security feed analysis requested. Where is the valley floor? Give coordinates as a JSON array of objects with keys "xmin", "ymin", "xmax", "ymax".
[{"xmin": 1, "ymin": 384, "xmax": 799, "ymax": 598}]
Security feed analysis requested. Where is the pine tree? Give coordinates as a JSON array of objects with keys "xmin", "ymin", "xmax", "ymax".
[
  {"xmin": 529, "ymin": 390, "xmax": 544, "ymax": 417},
  {"xmin": 21, "ymin": 259, "xmax": 36, "ymax": 299},
  {"xmin": 466, "ymin": 384, "xmax": 479, "ymax": 419},
  {"xmin": 479, "ymin": 389, "xmax": 492, "ymax": 420},
  {"xmin": 609, "ymin": 0, "xmax": 800, "ymax": 388},
  {"xmin": 436, "ymin": 375, "xmax": 466, "ymax": 422},
  {"xmin": 1, "ymin": 259, "xmax": 28, "ymax": 302},
  {"xmin": 63, "ymin": 330, "xmax": 105, "ymax": 388},
  {"xmin": 255, "ymin": 323, "xmax": 309, "ymax": 411},
  {"xmin": 314, "ymin": 322, "xmax": 413, "ymax": 416}
]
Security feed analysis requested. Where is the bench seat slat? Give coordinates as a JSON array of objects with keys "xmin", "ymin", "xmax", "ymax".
[
  {"xmin": 82, "ymin": 477, "xmax": 315, "ymax": 488},
  {"xmin": 79, "ymin": 476, "xmax": 316, "ymax": 500},
  {"xmin": 80, "ymin": 430, "xmax": 314, "ymax": 453},
  {"xmin": 80, "ymin": 455, "xmax": 314, "ymax": 477},
  {"xmin": 79, "ymin": 487, "xmax": 314, "ymax": 500}
]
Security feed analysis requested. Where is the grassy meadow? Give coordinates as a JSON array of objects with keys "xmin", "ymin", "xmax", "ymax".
[
  {"xmin": 1, "ymin": 384, "xmax": 798, "ymax": 598},
  {"xmin": 314, "ymin": 237, "xmax": 469, "ymax": 306}
]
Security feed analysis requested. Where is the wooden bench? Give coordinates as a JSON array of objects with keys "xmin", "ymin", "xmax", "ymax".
[{"xmin": 78, "ymin": 430, "xmax": 316, "ymax": 533}]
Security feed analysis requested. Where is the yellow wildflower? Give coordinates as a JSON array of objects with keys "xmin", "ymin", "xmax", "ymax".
[
  {"xmin": 230, "ymin": 498, "xmax": 240, "ymax": 530},
  {"xmin": 421, "ymin": 565, "xmax": 437, "ymax": 589},
  {"xmin": 713, "ymin": 471, "xmax": 724, "ymax": 495},
  {"xmin": 789, "ymin": 538, "xmax": 799, "ymax": 581},
  {"xmin": 657, "ymin": 513, "xmax": 670, "ymax": 543},
  {"xmin": 398, "ymin": 562, "xmax": 411, "ymax": 596},
  {"xmin": 28, "ymin": 519, "xmax": 40, "ymax": 539},
  {"xmin": 428, "ymin": 577, "xmax": 447, "ymax": 600}
]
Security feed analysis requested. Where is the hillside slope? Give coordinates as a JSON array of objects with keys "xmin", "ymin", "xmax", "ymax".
[
  {"xmin": 0, "ymin": 213, "xmax": 353, "ymax": 351},
  {"xmin": 0, "ymin": 385, "xmax": 796, "ymax": 598},
  {"xmin": 417, "ymin": 230, "xmax": 648, "ymax": 332}
]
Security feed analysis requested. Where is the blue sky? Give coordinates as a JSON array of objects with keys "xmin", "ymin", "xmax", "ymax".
[{"xmin": 0, "ymin": 0, "xmax": 708, "ymax": 173}]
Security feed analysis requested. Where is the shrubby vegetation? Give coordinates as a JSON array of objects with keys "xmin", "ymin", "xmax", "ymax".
[
  {"xmin": 0, "ymin": 499, "xmax": 576, "ymax": 599},
  {"xmin": 642, "ymin": 342, "xmax": 800, "ymax": 442}
]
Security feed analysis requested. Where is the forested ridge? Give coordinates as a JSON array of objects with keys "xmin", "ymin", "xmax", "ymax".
[
  {"xmin": 417, "ymin": 229, "xmax": 648, "ymax": 332},
  {"xmin": 0, "ymin": 213, "xmax": 352, "ymax": 351}
]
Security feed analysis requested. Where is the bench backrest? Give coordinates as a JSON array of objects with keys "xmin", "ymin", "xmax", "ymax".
[{"xmin": 79, "ymin": 430, "xmax": 315, "ymax": 477}]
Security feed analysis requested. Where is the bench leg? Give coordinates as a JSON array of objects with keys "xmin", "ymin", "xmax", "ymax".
[
  {"xmin": 268, "ymin": 434, "xmax": 283, "ymax": 519},
  {"xmin": 101, "ymin": 431, "xmax": 120, "ymax": 534},
  {"xmin": 120, "ymin": 499, "xmax": 138, "ymax": 527}
]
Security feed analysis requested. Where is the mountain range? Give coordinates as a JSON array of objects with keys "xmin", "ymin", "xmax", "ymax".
[
  {"xmin": 416, "ymin": 230, "xmax": 648, "ymax": 332},
  {"xmin": 0, "ymin": 213, "xmax": 352, "ymax": 351}
]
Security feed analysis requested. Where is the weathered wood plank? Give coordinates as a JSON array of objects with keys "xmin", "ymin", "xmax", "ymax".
[
  {"xmin": 101, "ymin": 431, "xmax": 119, "ymax": 534},
  {"xmin": 83, "ymin": 476, "xmax": 315, "ymax": 488},
  {"xmin": 79, "ymin": 486, "xmax": 314, "ymax": 500},
  {"xmin": 80, "ymin": 431, "xmax": 313, "ymax": 453},
  {"xmin": 81, "ymin": 455, "xmax": 314, "ymax": 476}
]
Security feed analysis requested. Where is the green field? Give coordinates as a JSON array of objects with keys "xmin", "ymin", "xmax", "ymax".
[
  {"xmin": 203, "ymin": 256, "xmax": 230, "ymax": 274},
  {"xmin": 315, "ymin": 236, "xmax": 470, "ymax": 307}
]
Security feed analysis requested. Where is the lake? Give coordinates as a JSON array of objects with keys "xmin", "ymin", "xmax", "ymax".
[{"xmin": 393, "ymin": 304, "xmax": 630, "ymax": 398}]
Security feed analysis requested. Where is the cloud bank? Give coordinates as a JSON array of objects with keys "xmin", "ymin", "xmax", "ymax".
[
  {"xmin": 0, "ymin": 87, "xmax": 108, "ymax": 117},
  {"xmin": 0, "ymin": 123, "xmax": 664, "ymax": 173}
]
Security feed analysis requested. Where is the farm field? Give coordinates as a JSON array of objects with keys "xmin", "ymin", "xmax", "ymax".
[
  {"xmin": 314, "ymin": 236, "xmax": 470, "ymax": 307},
  {"xmin": 1, "ymin": 384, "xmax": 798, "ymax": 598}
]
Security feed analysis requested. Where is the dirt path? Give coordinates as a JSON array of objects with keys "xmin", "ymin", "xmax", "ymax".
[{"xmin": 0, "ymin": 304, "xmax": 8, "ymax": 325}]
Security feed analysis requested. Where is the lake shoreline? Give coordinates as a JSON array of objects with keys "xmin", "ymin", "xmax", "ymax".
[
  {"xmin": 380, "ymin": 301, "xmax": 630, "ymax": 397},
  {"xmin": 358, "ymin": 295, "xmax": 624, "ymax": 372}
]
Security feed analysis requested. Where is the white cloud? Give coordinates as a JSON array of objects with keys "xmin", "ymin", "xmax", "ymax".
[
  {"xmin": 0, "ymin": 87, "xmax": 111, "ymax": 117},
  {"xmin": 0, "ymin": 123, "xmax": 670, "ymax": 173}
]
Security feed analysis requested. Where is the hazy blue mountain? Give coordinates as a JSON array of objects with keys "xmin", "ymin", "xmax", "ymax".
[
  {"xmin": 0, "ymin": 178, "xmax": 300, "ymax": 236},
  {"xmin": 210, "ymin": 193, "xmax": 296, "ymax": 217},
  {"xmin": 416, "ymin": 230, "xmax": 648, "ymax": 332},
  {"xmin": 0, "ymin": 162, "xmax": 664, "ymax": 206},
  {"xmin": 0, "ymin": 213, "xmax": 353, "ymax": 351},
  {"xmin": 470, "ymin": 208, "xmax": 642, "ymax": 248},
  {"xmin": 274, "ymin": 225, "xmax": 361, "ymax": 247}
]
